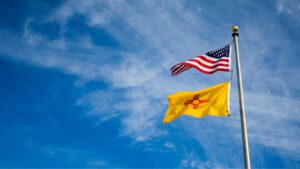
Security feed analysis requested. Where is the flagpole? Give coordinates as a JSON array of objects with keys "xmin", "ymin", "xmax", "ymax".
[{"xmin": 232, "ymin": 26, "xmax": 251, "ymax": 169}]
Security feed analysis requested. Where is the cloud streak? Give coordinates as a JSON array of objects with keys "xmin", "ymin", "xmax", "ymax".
[{"xmin": 0, "ymin": 0, "xmax": 299, "ymax": 167}]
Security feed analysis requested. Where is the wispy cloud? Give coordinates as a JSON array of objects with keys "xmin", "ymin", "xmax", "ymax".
[
  {"xmin": 180, "ymin": 151, "xmax": 224, "ymax": 169},
  {"xmin": 0, "ymin": 0, "xmax": 299, "ymax": 167},
  {"xmin": 276, "ymin": 0, "xmax": 300, "ymax": 15},
  {"xmin": 164, "ymin": 141, "xmax": 175, "ymax": 150}
]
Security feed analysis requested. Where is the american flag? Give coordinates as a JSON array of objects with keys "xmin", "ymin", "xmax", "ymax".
[{"xmin": 171, "ymin": 45, "xmax": 231, "ymax": 75}]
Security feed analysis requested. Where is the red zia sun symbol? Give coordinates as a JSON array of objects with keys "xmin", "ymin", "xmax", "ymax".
[{"xmin": 184, "ymin": 94, "xmax": 209, "ymax": 109}]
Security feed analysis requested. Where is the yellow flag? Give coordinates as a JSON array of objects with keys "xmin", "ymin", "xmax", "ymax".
[{"xmin": 163, "ymin": 81, "xmax": 230, "ymax": 124}]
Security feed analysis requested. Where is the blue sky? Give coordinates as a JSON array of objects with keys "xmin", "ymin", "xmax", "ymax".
[{"xmin": 0, "ymin": 0, "xmax": 299, "ymax": 168}]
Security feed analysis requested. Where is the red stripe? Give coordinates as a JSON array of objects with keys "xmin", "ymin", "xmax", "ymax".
[
  {"xmin": 172, "ymin": 64, "xmax": 192, "ymax": 76},
  {"xmin": 175, "ymin": 66, "xmax": 191, "ymax": 75},
  {"xmin": 171, "ymin": 64, "xmax": 185, "ymax": 73},
  {"xmin": 171, "ymin": 55, "xmax": 230, "ymax": 76},
  {"xmin": 197, "ymin": 55, "xmax": 229, "ymax": 64},
  {"xmin": 171, "ymin": 63, "xmax": 229, "ymax": 75},
  {"xmin": 171, "ymin": 64, "xmax": 181, "ymax": 71},
  {"xmin": 182, "ymin": 63, "xmax": 230, "ymax": 74},
  {"xmin": 188, "ymin": 58, "xmax": 229, "ymax": 69},
  {"xmin": 172, "ymin": 64, "xmax": 186, "ymax": 74},
  {"xmin": 176, "ymin": 66, "xmax": 191, "ymax": 75},
  {"xmin": 172, "ymin": 65, "xmax": 184, "ymax": 75}
]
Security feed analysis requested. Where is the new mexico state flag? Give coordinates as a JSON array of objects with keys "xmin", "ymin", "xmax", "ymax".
[{"xmin": 163, "ymin": 81, "xmax": 230, "ymax": 124}]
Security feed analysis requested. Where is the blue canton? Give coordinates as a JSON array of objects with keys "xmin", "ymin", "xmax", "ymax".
[{"xmin": 205, "ymin": 45, "xmax": 230, "ymax": 59}]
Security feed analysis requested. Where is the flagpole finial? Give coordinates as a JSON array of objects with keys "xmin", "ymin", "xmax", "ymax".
[{"xmin": 232, "ymin": 25, "xmax": 239, "ymax": 37}]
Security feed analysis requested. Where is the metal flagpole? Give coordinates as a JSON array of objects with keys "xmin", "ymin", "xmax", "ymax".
[{"xmin": 232, "ymin": 26, "xmax": 251, "ymax": 169}]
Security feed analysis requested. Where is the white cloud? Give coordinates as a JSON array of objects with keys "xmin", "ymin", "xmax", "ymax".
[
  {"xmin": 164, "ymin": 142, "xmax": 175, "ymax": 150},
  {"xmin": 22, "ymin": 18, "xmax": 43, "ymax": 46},
  {"xmin": 276, "ymin": 0, "xmax": 300, "ymax": 23},
  {"xmin": 276, "ymin": 0, "xmax": 300, "ymax": 15},
  {"xmin": 245, "ymin": 92, "xmax": 300, "ymax": 157},
  {"xmin": 0, "ymin": 0, "xmax": 299, "ymax": 165},
  {"xmin": 180, "ymin": 151, "xmax": 225, "ymax": 169},
  {"xmin": 76, "ymin": 90, "xmax": 123, "ymax": 122}
]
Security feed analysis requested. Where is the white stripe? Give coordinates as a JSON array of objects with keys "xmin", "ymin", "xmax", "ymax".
[
  {"xmin": 185, "ymin": 61, "xmax": 229, "ymax": 72},
  {"xmin": 171, "ymin": 64, "xmax": 184, "ymax": 73},
  {"xmin": 173, "ymin": 65, "xmax": 188, "ymax": 75},
  {"xmin": 171, "ymin": 64, "xmax": 181, "ymax": 71},
  {"xmin": 180, "ymin": 65, "xmax": 191, "ymax": 73},
  {"xmin": 191, "ymin": 57, "xmax": 230, "ymax": 67}
]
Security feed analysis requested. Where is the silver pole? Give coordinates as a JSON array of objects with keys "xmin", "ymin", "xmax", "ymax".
[{"xmin": 232, "ymin": 26, "xmax": 251, "ymax": 169}]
